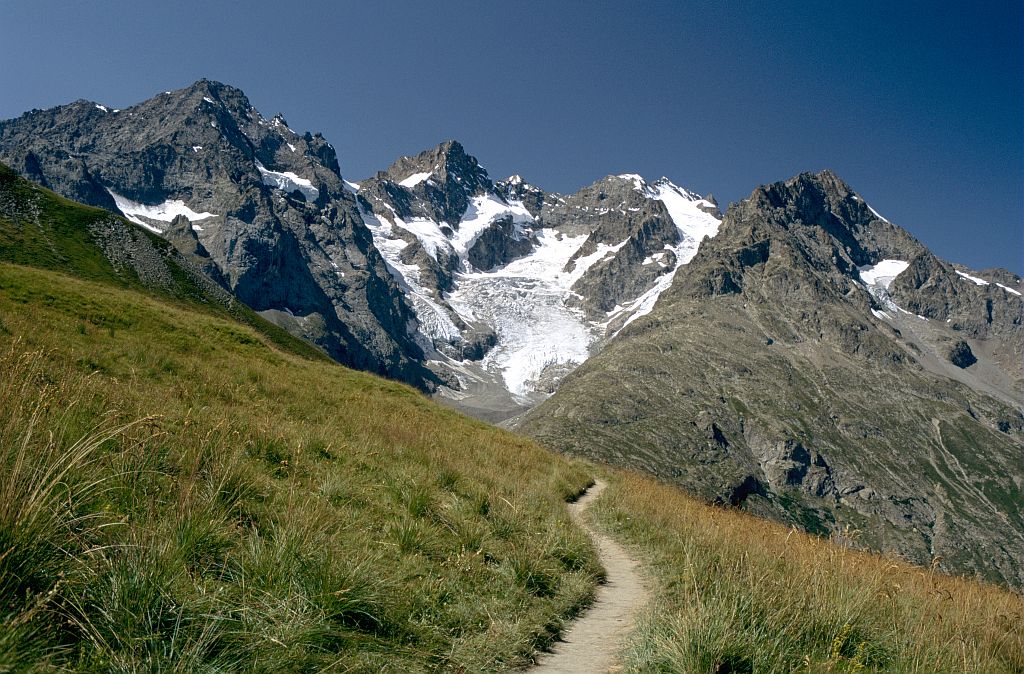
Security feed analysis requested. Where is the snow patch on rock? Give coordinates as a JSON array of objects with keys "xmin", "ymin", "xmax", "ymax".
[
  {"xmin": 398, "ymin": 171, "xmax": 433, "ymax": 188},
  {"xmin": 866, "ymin": 203, "xmax": 889, "ymax": 223},
  {"xmin": 604, "ymin": 178, "xmax": 722, "ymax": 332},
  {"xmin": 859, "ymin": 259, "xmax": 911, "ymax": 316},
  {"xmin": 360, "ymin": 207, "xmax": 462, "ymax": 347},
  {"xmin": 255, "ymin": 160, "xmax": 319, "ymax": 201},
  {"xmin": 108, "ymin": 189, "xmax": 217, "ymax": 233},
  {"xmin": 453, "ymin": 194, "xmax": 534, "ymax": 259},
  {"xmin": 860, "ymin": 259, "xmax": 910, "ymax": 289},
  {"xmin": 960, "ymin": 270, "xmax": 1024, "ymax": 296},
  {"xmin": 956, "ymin": 270, "xmax": 989, "ymax": 286}
]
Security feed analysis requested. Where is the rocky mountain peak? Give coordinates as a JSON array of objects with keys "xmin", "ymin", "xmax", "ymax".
[
  {"xmin": 436, "ymin": 139, "xmax": 480, "ymax": 174},
  {"xmin": 497, "ymin": 173, "xmax": 535, "ymax": 196},
  {"xmin": 496, "ymin": 173, "xmax": 548, "ymax": 217},
  {"xmin": 385, "ymin": 139, "xmax": 490, "ymax": 188},
  {"xmin": 184, "ymin": 79, "xmax": 255, "ymax": 108},
  {"xmin": 362, "ymin": 140, "xmax": 496, "ymax": 227},
  {"xmin": 185, "ymin": 78, "xmax": 241, "ymax": 96},
  {"xmin": 729, "ymin": 170, "xmax": 926, "ymax": 269},
  {"xmin": 147, "ymin": 79, "xmax": 257, "ymax": 126},
  {"xmin": 663, "ymin": 170, "xmax": 1021, "ymax": 378},
  {"xmin": 746, "ymin": 170, "xmax": 854, "ymax": 218},
  {"xmin": 0, "ymin": 82, "xmax": 433, "ymax": 389}
]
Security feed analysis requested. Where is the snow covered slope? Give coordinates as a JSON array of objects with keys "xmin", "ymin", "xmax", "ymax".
[
  {"xmin": 353, "ymin": 144, "xmax": 721, "ymax": 415},
  {"xmin": 108, "ymin": 190, "xmax": 218, "ymax": 233}
]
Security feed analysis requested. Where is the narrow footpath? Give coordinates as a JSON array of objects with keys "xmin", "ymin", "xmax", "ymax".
[{"xmin": 531, "ymin": 479, "xmax": 650, "ymax": 674}]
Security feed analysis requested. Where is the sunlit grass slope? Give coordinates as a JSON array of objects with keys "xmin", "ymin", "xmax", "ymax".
[
  {"xmin": 0, "ymin": 261, "xmax": 599, "ymax": 672},
  {"xmin": 591, "ymin": 471, "xmax": 1024, "ymax": 673},
  {"xmin": 3, "ymin": 161, "xmax": 1020, "ymax": 673}
]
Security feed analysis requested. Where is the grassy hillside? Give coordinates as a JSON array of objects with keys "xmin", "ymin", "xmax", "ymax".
[
  {"xmin": 591, "ymin": 471, "xmax": 1024, "ymax": 673},
  {"xmin": 0, "ymin": 262, "xmax": 599, "ymax": 672},
  {"xmin": 2, "ymin": 163, "xmax": 1021, "ymax": 673},
  {"xmin": 0, "ymin": 161, "xmax": 327, "ymax": 363}
]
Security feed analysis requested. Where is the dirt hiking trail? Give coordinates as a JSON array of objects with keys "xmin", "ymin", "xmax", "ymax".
[{"xmin": 531, "ymin": 479, "xmax": 650, "ymax": 673}]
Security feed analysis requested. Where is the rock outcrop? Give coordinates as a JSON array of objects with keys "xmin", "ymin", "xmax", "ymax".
[{"xmin": 0, "ymin": 80, "xmax": 434, "ymax": 387}]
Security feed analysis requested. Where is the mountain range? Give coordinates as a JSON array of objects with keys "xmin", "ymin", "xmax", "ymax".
[
  {"xmin": 1, "ymin": 80, "xmax": 1020, "ymax": 588},
  {"xmin": 521, "ymin": 171, "xmax": 1024, "ymax": 587}
]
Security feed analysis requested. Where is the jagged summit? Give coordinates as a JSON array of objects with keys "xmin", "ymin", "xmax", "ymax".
[
  {"xmin": 129, "ymin": 80, "xmax": 260, "ymax": 129},
  {"xmin": 7, "ymin": 79, "xmax": 249, "ymax": 126},
  {"xmin": 496, "ymin": 173, "xmax": 548, "ymax": 217},
  {"xmin": 708, "ymin": 169, "xmax": 927, "ymax": 275},
  {"xmin": 180, "ymin": 77, "xmax": 246, "ymax": 97},
  {"xmin": 0, "ymin": 82, "xmax": 432, "ymax": 389},
  {"xmin": 668, "ymin": 169, "xmax": 1023, "ymax": 365},
  {"xmin": 377, "ymin": 140, "xmax": 489, "ymax": 185},
  {"xmin": 184, "ymin": 77, "xmax": 242, "ymax": 93},
  {"xmin": 364, "ymin": 140, "xmax": 495, "ymax": 226}
]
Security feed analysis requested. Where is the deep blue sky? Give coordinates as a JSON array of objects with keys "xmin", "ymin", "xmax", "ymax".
[{"xmin": 2, "ymin": 1, "xmax": 1021, "ymax": 272}]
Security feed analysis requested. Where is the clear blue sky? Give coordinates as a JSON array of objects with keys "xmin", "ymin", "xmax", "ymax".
[{"xmin": 2, "ymin": 0, "xmax": 1021, "ymax": 272}]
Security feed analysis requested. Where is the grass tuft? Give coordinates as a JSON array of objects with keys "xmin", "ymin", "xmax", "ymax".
[{"xmin": 592, "ymin": 471, "xmax": 1024, "ymax": 673}]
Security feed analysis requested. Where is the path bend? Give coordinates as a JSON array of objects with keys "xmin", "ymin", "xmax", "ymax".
[{"xmin": 531, "ymin": 479, "xmax": 649, "ymax": 674}]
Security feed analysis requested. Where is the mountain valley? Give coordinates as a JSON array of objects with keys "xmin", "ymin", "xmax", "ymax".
[{"xmin": 1, "ymin": 81, "xmax": 1021, "ymax": 592}]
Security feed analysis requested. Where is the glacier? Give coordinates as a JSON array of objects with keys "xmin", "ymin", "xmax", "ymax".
[{"xmin": 357, "ymin": 174, "xmax": 721, "ymax": 401}]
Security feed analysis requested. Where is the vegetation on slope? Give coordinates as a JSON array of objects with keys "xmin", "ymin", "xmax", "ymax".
[
  {"xmin": 0, "ymin": 262, "xmax": 598, "ymax": 672},
  {"xmin": 2, "ymin": 161, "xmax": 1021, "ymax": 673},
  {"xmin": 590, "ymin": 471, "xmax": 1024, "ymax": 673},
  {"xmin": 0, "ymin": 161, "xmax": 327, "ymax": 363}
]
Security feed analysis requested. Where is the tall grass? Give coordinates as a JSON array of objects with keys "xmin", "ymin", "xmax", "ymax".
[
  {"xmin": 0, "ymin": 346, "xmax": 131, "ymax": 671},
  {"xmin": 592, "ymin": 471, "xmax": 1024, "ymax": 673},
  {"xmin": 0, "ymin": 263, "xmax": 601, "ymax": 671},
  {"xmin": 6, "ymin": 180, "xmax": 1018, "ymax": 672}
]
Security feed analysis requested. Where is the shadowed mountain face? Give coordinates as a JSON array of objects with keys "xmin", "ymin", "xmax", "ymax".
[
  {"xmin": 0, "ymin": 80, "xmax": 434, "ymax": 388},
  {"xmin": 520, "ymin": 171, "xmax": 1024, "ymax": 589},
  {"xmin": 0, "ymin": 162, "xmax": 330, "ymax": 363}
]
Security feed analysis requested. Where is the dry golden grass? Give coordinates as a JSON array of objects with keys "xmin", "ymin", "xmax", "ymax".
[
  {"xmin": 3, "ymin": 245, "xmax": 1021, "ymax": 672},
  {"xmin": 592, "ymin": 470, "xmax": 1024, "ymax": 673},
  {"xmin": 0, "ymin": 262, "xmax": 600, "ymax": 671}
]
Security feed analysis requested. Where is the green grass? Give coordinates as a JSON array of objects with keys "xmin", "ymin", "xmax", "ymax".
[
  {"xmin": 3, "ymin": 160, "xmax": 1021, "ymax": 672},
  {"xmin": 590, "ymin": 471, "xmax": 1024, "ymax": 673},
  {"xmin": 0, "ymin": 161, "xmax": 329, "ymax": 363},
  {"xmin": 0, "ymin": 262, "xmax": 600, "ymax": 671}
]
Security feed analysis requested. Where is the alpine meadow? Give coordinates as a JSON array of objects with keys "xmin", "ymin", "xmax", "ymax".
[{"xmin": 1, "ymin": 3, "xmax": 1022, "ymax": 672}]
